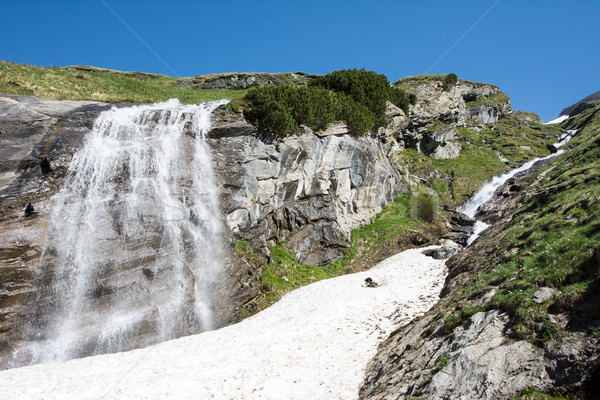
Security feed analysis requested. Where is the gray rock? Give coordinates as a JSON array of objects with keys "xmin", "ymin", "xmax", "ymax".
[
  {"xmin": 451, "ymin": 212, "xmax": 477, "ymax": 226},
  {"xmin": 210, "ymin": 121, "xmax": 402, "ymax": 256},
  {"xmin": 423, "ymin": 239, "xmax": 463, "ymax": 260},
  {"xmin": 466, "ymin": 104, "xmax": 501, "ymax": 124},
  {"xmin": 427, "ymin": 312, "xmax": 550, "ymax": 400},
  {"xmin": 532, "ymin": 287, "xmax": 558, "ymax": 304}
]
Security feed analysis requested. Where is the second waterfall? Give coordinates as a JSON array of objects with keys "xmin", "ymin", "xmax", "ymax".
[{"xmin": 24, "ymin": 99, "xmax": 227, "ymax": 364}]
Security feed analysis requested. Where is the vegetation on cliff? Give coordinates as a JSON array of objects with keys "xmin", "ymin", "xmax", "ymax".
[
  {"xmin": 360, "ymin": 105, "xmax": 600, "ymax": 398},
  {"xmin": 397, "ymin": 112, "xmax": 561, "ymax": 204},
  {"xmin": 243, "ymin": 69, "xmax": 416, "ymax": 136},
  {"xmin": 0, "ymin": 61, "xmax": 247, "ymax": 104}
]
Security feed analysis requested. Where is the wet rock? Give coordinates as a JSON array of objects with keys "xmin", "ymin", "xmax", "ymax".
[
  {"xmin": 451, "ymin": 225, "xmax": 474, "ymax": 235},
  {"xmin": 451, "ymin": 212, "xmax": 476, "ymax": 226},
  {"xmin": 441, "ymin": 231, "xmax": 469, "ymax": 247}
]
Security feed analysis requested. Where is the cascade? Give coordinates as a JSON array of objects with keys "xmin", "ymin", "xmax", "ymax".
[
  {"xmin": 462, "ymin": 130, "xmax": 576, "ymax": 245},
  {"xmin": 15, "ymin": 99, "xmax": 227, "ymax": 365}
]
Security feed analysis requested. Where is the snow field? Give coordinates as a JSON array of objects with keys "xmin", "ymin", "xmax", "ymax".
[{"xmin": 0, "ymin": 246, "xmax": 447, "ymax": 400}]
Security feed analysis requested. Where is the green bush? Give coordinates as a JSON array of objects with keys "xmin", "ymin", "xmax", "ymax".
[
  {"xmin": 442, "ymin": 73, "xmax": 458, "ymax": 91},
  {"xmin": 310, "ymin": 68, "xmax": 391, "ymax": 123},
  {"xmin": 243, "ymin": 68, "xmax": 415, "ymax": 136}
]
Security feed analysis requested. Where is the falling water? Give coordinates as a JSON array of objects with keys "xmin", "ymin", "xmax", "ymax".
[
  {"xmin": 20, "ymin": 99, "xmax": 227, "ymax": 365},
  {"xmin": 462, "ymin": 130, "xmax": 576, "ymax": 245}
]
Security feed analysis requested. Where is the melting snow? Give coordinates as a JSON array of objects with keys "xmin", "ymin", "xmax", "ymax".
[{"xmin": 0, "ymin": 247, "xmax": 447, "ymax": 400}]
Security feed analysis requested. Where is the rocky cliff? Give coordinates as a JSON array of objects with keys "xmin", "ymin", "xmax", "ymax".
[
  {"xmin": 210, "ymin": 109, "xmax": 402, "ymax": 266},
  {"xmin": 389, "ymin": 76, "xmax": 511, "ymax": 160}
]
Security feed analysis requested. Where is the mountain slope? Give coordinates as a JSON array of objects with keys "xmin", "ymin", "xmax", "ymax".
[
  {"xmin": 361, "ymin": 104, "xmax": 600, "ymax": 399},
  {"xmin": 560, "ymin": 90, "xmax": 600, "ymax": 117}
]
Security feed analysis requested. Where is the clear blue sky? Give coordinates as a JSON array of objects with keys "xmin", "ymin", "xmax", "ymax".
[{"xmin": 2, "ymin": 0, "xmax": 599, "ymax": 120}]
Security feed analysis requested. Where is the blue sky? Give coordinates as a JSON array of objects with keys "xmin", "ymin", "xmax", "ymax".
[{"xmin": 2, "ymin": 0, "xmax": 599, "ymax": 120}]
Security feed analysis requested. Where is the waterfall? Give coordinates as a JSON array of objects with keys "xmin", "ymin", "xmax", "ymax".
[
  {"xmin": 462, "ymin": 130, "xmax": 576, "ymax": 245},
  {"xmin": 20, "ymin": 99, "xmax": 227, "ymax": 365}
]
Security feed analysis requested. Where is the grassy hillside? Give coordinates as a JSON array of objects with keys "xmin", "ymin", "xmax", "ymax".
[
  {"xmin": 0, "ymin": 61, "xmax": 247, "ymax": 104},
  {"xmin": 397, "ymin": 112, "xmax": 561, "ymax": 204},
  {"xmin": 437, "ymin": 103, "xmax": 600, "ymax": 355}
]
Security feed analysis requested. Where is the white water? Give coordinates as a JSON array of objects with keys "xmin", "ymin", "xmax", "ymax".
[
  {"xmin": 462, "ymin": 130, "xmax": 576, "ymax": 245},
  {"xmin": 15, "ymin": 99, "xmax": 228, "ymax": 366},
  {"xmin": 0, "ymin": 247, "xmax": 447, "ymax": 399}
]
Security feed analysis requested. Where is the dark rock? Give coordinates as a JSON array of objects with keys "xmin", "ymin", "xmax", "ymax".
[
  {"xmin": 142, "ymin": 267, "xmax": 156, "ymax": 280},
  {"xmin": 365, "ymin": 277, "xmax": 378, "ymax": 288},
  {"xmin": 40, "ymin": 158, "xmax": 51, "ymax": 174},
  {"xmin": 441, "ymin": 232, "xmax": 469, "ymax": 247},
  {"xmin": 20, "ymin": 203, "xmax": 35, "ymax": 217},
  {"xmin": 509, "ymin": 184, "xmax": 521, "ymax": 192},
  {"xmin": 532, "ymin": 192, "xmax": 549, "ymax": 206},
  {"xmin": 451, "ymin": 225, "xmax": 474, "ymax": 234},
  {"xmin": 410, "ymin": 234, "xmax": 429, "ymax": 246},
  {"xmin": 451, "ymin": 212, "xmax": 476, "ymax": 226},
  {"xmin": 303, "ymin": 248, "xmax": 343, "ymax": 267},
  {"xmin": 547, "ymin": 144, "xmax": 558, "ymax": 154}
]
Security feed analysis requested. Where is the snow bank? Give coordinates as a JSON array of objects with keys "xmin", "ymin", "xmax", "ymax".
[
  {"xmin": 0, "ymin": 247, "xmax": 447, "ymax": 400},
  {"xmin": 545, "ymin": 115, "xmax": 569, "ymax": 124}
]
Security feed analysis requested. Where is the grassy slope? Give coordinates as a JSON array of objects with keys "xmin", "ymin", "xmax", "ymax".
[
  {"xmin": 435, "ymin": 104, "xmax": 600, "ymax": 346},
  {"xmin": 0, "ymin": 61, "xmax": 247, "ymax": 104},
  {"xmin": 397, "ymin": 113, "xmax": 561, "ymax": 204}
]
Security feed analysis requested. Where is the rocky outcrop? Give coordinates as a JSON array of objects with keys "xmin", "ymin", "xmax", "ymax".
[
  {"xmin": 176, "ymin": 72, "xmax": 318, "ymax": 90},
  {"xmin": 209, "ymin": 111, "xmax": 402, "ymax": 265},
  {"xmin": 389, "ymin": 78, "xmax": 512, "ymax": 159}
]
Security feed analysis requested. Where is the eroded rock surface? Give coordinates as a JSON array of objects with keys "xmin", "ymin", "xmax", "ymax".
[{"xmin": 208, "ymin": 115, "xmax": 402, "ymax": 265}]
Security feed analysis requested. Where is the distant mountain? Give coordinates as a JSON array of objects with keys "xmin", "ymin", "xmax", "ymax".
[{"xmin": 560, "ymin": 90, "xmax": 600, "ymax": 116}]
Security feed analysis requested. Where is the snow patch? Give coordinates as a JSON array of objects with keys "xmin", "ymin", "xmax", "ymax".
[
  {"xmin": 545, "ymin": 115, "xmax": 569, "ymax": 124},
  {"xmin": 0, "ymin": 247, "xmax": 447, "ymax": 400}
]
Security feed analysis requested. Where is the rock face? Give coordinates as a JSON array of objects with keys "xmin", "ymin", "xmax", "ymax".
[
  {"xmin": 208, "ymin": 112, "xmax": 402, "ymax": 265},
  {"xmin": 390, "ymin": 78, "xmax": 511, "ymax": 159},
  {"xmin": 0, "ymin": 96, "xmax": 112, "ymax": 366}
]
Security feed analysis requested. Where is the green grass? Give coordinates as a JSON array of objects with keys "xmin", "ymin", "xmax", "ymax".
[
  {"xmin": 465, "ymin": 92, "xmax": 510, "ymax": 109},
  {"xmin": 393, "ymin": 74, "xmax": 447, "ymax": 90},
  {"xmin": 397, "ymin": 112, "xmax": 560, "ymax": 204},
  {"xmin": 509, "ymin": 387, "xmax": 572, "ymax": 400},
  {"xmin": 0, "ymin": 60, "xmax": 247, "ymax": 105}
]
